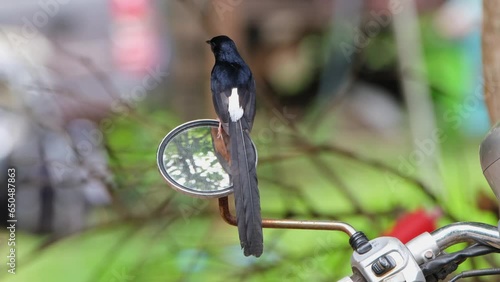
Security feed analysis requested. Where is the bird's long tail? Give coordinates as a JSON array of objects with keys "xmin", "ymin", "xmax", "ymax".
[{"xmin": 229, "ymin": 119, "xmax": 263, "ymax": 257}]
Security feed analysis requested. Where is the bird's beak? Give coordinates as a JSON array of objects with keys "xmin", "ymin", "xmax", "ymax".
[{"xmin": 206, "ymin": 40, "xmax": 211, "ymax": 45}]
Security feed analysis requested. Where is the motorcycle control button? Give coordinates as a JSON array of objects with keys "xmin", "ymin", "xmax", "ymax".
[{"xmin": 371, "ymin": 255, "xmax": 396, "ymax": 276}]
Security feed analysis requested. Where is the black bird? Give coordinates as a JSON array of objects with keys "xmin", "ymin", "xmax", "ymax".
[{"xmin": 207, "ymin": 35, "xmax": 263, "ymax": 257}]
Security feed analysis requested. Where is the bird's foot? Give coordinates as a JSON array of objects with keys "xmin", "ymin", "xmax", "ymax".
[{"xmin": 217, "ymin": 120, "xmax": 223, "ymax": 139}]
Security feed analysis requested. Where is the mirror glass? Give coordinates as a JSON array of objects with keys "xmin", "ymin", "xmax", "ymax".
[{"xmin": 157, "ymin": 119, "xmax": 234, "ymax": 198}]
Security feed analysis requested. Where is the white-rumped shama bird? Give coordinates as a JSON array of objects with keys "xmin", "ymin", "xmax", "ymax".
[{"xmin": 207, "ymin": 35, "xmax": 263, "ymax": 257}]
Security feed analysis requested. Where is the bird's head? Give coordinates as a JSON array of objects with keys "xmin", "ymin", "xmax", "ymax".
[{"xmin": 206, "ymin": 35, "xmax": 241, "ymax": 61}]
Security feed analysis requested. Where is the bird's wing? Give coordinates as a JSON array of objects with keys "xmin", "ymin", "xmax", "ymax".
[
  {"xmin": 211, "ymin": 89, "xmax": 230, "ymax": 131},
  {"xmin": 210, "ymin": 66, "xmax": 231, "ymax": 131},
  {"xmin": 238, "ymin": 77, "xmax": 256, "ymax": 131}
]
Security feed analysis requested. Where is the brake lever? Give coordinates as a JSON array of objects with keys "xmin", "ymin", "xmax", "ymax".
[{"xmin": 421, "ymin": 244, "xmax": 500, "ymax": 281}]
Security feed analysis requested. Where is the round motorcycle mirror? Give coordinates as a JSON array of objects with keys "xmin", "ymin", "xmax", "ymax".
[{"xmin": 157, "ymin": 119, "xmax": 257, "ymax": 198}]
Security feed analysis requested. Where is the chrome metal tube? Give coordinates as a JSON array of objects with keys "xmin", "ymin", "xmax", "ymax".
[{"xmin": 431, "ymin": 222, "xmax": 500, "ymax": 250}]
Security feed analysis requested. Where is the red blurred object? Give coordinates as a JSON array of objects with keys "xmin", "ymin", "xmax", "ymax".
[
  {"xmin": 383, "ymin": 208, "xmax": 441, "ymax": 244},
  {"xmin": 111, "ymin": 0, "xmax": 148, "ymax": 18},
  {"xmin": 113, "ymin": 26, "xmax": 156, "ymax": 75},
  {"xmin": 110, "ymin": 0, "xmax": 159, "ymax": 76}
]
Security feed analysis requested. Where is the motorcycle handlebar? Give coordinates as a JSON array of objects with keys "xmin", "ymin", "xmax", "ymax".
[
  {"xmin": 430, "ymin": 222, "xmax": 500, "ymax": 250},
  {"xmin": 339, "ymin": 222, "xmax": 500, "ymax": 282}
]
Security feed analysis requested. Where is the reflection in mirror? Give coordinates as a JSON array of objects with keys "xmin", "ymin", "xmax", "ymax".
[
  {"xmin": 157, "ymin": 119, "xmax": 236, "ymax": 198},
  {"xmin": 163, "ymin": 126, "xmax": 231, "ymax": 191}
]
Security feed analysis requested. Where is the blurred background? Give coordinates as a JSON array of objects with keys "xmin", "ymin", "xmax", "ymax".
[{"xmin": 0, "ymin": 0, "xmax": 497, "ymax": 281}]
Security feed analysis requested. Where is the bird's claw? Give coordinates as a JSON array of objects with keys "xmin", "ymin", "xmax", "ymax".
[{"xmin": 217, "ymin": 121, "xmax": 223, "ymax": 139}]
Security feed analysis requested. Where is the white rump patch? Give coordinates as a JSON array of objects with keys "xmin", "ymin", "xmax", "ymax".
[{"xmin": 228, "ymin": 88, "xmax": 244, "ymax": 122}]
